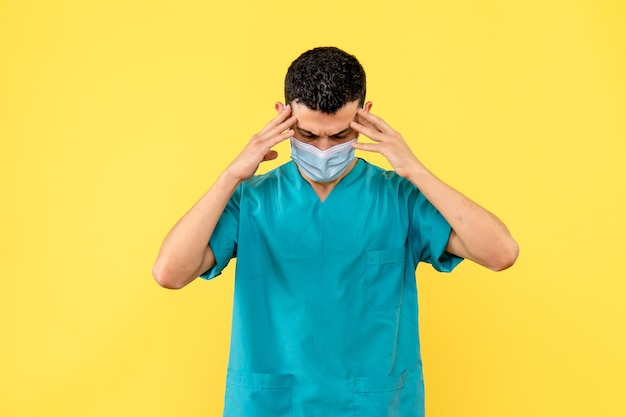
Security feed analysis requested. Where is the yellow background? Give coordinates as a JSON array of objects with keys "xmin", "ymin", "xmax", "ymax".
[{"xmin": 1, "ymin": 0, "xmax": 624, "ymax": 416}]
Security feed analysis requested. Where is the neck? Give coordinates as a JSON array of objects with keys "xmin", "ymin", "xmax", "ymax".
[{"xmin": 299, "ymin": 159, "xmax": 358, "ymax": 202}]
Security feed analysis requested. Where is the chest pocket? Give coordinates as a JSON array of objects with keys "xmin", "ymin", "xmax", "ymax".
[
  {"xmin": 365, "ymin": 248, "xmax": 407, "ymax": 311},
  {"xmin": 223, "ymin": 370, "xmax": 293, "ymax": 417}
]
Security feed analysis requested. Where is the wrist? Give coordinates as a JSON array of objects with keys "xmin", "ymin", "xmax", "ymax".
[
  {"xmin": 398, "ymin": 156, "xmax": 428, "ymax": 178},
  {"xmin": 404, "ymin": 162, "xmax": 433, "ymax": 187},
  {"xmin": 218, "ymin": 168, "xmax": 244, "ymax": 190}
]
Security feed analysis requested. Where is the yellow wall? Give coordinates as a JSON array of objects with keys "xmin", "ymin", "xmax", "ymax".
[{"xmin": 1, "ymin": 1, "xmax": 624, "ymax": 416}]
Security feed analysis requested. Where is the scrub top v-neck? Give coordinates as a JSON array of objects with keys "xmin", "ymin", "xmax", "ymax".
[{"xmin": 202, "ymin": 159, "xmax": 462, "ymax": 417}]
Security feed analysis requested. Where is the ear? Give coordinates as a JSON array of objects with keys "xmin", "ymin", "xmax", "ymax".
[
  {"xmin": 363, "ymin": 101, "xmax": 373, "ymax": 112},
  {"xmin": 275, "ymin": 102, "xmax": 285, "ymax": 114}
]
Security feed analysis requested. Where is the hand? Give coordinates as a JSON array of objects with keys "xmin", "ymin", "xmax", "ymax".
[
  {"xmin": 224, "ymin": 104, "xmax": 297, "ymax": 181},
  {"xmin": 352, "ymin": 110, "xmax": 518, "ymax": 271},
  {"xmin": 350, "ymin": 109, "xmax": 423, "ymax": 178}
]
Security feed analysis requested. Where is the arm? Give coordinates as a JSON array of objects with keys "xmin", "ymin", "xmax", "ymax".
[
  {"xmin": 152, "ymin": 105, "xmax": 296, "ymax": 289},
  {"xmin": 351, "ymin": 108, "xmax": 519, "ymax": 271}
]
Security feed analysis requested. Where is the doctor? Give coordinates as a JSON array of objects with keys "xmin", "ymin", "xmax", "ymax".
[{"xmin": 153, "ymin": 46, "xmax": 518, "ymax": 417}]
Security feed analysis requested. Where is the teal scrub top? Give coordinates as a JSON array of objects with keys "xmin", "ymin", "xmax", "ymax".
[{"xmin": 201, "ymin": 159, "xmax": 462, "ymax": 417}]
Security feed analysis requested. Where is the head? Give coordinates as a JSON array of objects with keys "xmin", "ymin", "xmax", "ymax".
[{"xmin": 284, "ymin": 47, "xmax": 366, "ymax": 114}]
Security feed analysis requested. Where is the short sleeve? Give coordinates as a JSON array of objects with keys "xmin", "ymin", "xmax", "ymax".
[
  {"xmin": 408, "ymin": 189, "xmax": 463, "ymax": 272},
  {"xmin": 199, "ymin": 186, "xmax": 241, "ymax": 280}
]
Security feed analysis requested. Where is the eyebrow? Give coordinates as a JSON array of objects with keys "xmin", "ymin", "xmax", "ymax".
[{"xmin": 296, "ymin": 126, "xmax": 353, "ymax": 137}]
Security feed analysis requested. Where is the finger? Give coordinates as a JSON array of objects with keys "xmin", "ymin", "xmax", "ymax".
[
  {"xmin": 262, "ymin": 115, "xmax": 297, "ymax": 140},
  {"xmin": 350, "ymin": 120, "xmax": 385, "ymax": 142},
  {"xmin": 355, "ymin": 114, "xmax": 378, "ymax": 132},
  {"xmin": 351, "ymin": 141, "xmax": 381, "ymax": 153},
  {"xmin": 277, "ymin": 115, "xmax": 297, "ymax": 133},
  {"xmin": 254, "ymin": 114, "xmax": 296, "ymax": 144},
  {"xmin": 264, "ymin": 127, "xmax": 294, "ymax": 148},
  {"xmin": 258, "ymin": 105, "xmax": 293, "ymax": 136},
  {"xmin": 357, "ymin": 109, "xmax": 396, "ymax": 135}
]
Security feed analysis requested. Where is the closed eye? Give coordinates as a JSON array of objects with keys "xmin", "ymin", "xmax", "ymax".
[{"xmin": 295, "ymin": 127, "xmax": 354, "ymax": 141}]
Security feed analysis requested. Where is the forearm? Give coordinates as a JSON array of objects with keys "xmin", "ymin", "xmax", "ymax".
[
  {"xmin": 152, "ymin": 106, "xmax": 296, "ymax": 288},
  {"xmin": 406, "ymin": 163, "xmax": 518, "ymax": 271},
  {"xmin": 152, "ymin": 171, "xmax": 241, "ymax": 288},
  {"xmin": 349, "ymin": 109, "xmax": 518, "ymax": 270}
]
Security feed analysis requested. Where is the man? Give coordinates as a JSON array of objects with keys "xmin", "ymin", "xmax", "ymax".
[{"xmin": 153, "ymin": 47, "xmax": 518, "ymax": 417}]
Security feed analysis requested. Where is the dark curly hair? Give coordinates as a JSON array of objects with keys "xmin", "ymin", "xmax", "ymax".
[{"xmin": 284, "ymin": 47, "xmax": 366, "ymax": 114}]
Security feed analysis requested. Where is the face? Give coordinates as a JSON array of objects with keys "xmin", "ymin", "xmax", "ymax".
[{"xmin": 284, "ymin": 100, "xmax": 371, "ymax": 151}]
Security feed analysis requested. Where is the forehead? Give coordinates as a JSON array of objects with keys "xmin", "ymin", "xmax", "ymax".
[{"xmin": 291, "ymin": 101, "xmax": 360, "ymax": 135}]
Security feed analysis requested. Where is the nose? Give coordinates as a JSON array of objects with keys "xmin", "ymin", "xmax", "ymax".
[{"xmin": 313, "ymin": 138, "xmax": 334, "ymax": 151}]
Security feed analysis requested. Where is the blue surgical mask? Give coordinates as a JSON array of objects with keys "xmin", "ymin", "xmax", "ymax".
[{"xmin": 290, "ymin": 137, "xmax": 358, "ymax": 183}]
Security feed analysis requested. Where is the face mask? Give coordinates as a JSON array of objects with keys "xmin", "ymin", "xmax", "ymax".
[{"xmin": 290, "ymin": 137, "xmax": 358, "ymax": 183}]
